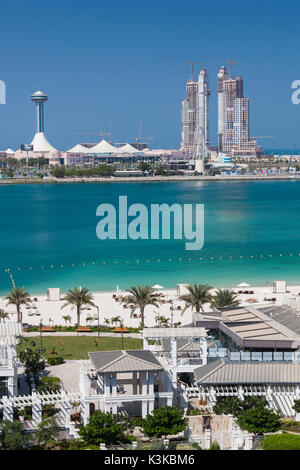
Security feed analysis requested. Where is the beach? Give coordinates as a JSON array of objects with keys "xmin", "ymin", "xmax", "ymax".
[{"xmin": 1, "ymin": 283, "xmax": 299, "ymax": 328}]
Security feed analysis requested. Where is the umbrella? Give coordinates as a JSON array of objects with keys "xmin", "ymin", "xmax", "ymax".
[
  {"xmin": 152, "ymin": 284, "xmax": 164, "ymax": 290},
  {"xmin": 237, "ymin": 283, "xmax": 250, "ymax": 287}
]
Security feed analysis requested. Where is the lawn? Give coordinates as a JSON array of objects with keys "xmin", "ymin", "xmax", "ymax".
[{"xmin": 19, "ymin": 336, "xmax": 142, "ymax": 360}]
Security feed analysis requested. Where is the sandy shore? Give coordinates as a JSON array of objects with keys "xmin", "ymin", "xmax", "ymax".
[
  {"xmin": 1, "ymin": 283, "xmax": 299, "ymax": 328},
  {"xmin": 1, "ymin": 174, "xmax": 300, "ymax": 185}
]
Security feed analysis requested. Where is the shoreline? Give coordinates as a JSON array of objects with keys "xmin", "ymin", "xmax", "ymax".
[{"xmin": 1, "ymin": 174, "xmax": 300, "ymax": 185}]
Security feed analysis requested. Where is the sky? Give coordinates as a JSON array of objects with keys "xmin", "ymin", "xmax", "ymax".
[{"xmin": 0, "ymin": 0, "xmax": 300, "ymax": 151}]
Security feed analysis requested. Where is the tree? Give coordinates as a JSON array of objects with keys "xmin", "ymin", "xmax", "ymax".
[
  {"xmin": 213, "ymin": 397, "xmax": 244, "ymax": 417},
  {"xmin": 18, "ymin": 339, "xmax": 46, "ymax": 389},
  {"xmin": 0, "ymin": 309, "xmax": 10, "ymax": 323},
  {"xmin": 62, "ymin": 314, "xmax": 72, "ymax": 326},
  {"xmin": 141, "ymin": 406, "xmax": 187, "ymax": 438},
  {"xmin": 179, "ymin": 284, "xmax": 212, "ymax": 313},
  {"xmin": 0, "ymin": 420, "xmax": 30, "ymax": 450},
  {"xmin": 209, "ymin": 440, "xmax": 220, "ymax": 450},
  {"xmin": 35, "ymin": 416, "xmax": 60, "ymax": 449},
  {"xmin": 5, "ymin": 286, "xmax": 30, "ymax": 323},
  {"xmin": 213, "ymin": 396, "xmax": 268, "ymax": 418},
  {"xmin": 236, "ymin": 407, "xmax": 281, "ymax": 435},
  {"xmin": 78, "ymin": 411, "xmax": 130, "ymax": 445},
  {"xmin": 211, "ymin": 288, "xmax": 240, "ymax": 308},
  {"xmin": 123, "ymin": 285, "xmax": 160, "ymax": 328},
  {"xmin": 61, "ymin": 287, "xmax": 95, "ymax": 326}
]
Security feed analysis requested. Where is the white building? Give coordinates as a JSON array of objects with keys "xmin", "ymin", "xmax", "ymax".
[
  {"xmin": 0, "ymin": 323, "xmax": 22, "ymax": 398},
  {"xmin": 194, "ymin": 69, "xmax": 210, "ymax": 160}
]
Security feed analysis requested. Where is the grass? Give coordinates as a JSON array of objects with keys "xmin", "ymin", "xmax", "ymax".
[{"xmin": 19, "ymin": 336, "xmax": 142, "ymax": 360}]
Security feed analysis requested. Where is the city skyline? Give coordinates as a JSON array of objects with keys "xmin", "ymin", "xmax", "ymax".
[{"xmin": 0, "ymin": 0, "xmax": 299, "ymax": 151}]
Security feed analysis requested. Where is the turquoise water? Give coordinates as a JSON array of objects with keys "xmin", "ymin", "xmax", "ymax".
[{"xmin": 1, "ymin": 180, "xmax": 300, "ymax": 294}]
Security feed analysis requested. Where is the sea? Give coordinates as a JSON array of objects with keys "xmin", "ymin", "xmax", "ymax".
[{"xmin": 0, "ymin": 180, "xmax": 300, "ymax": 294}]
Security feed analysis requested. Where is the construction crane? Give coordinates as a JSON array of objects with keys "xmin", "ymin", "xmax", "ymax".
[
  {"xmin": 226, "ymin": 59, "xmax": 239, "ymax": 78},
  {"xmin": 187, "ymin": 61, "xmax": 200, "ymax": 81}
]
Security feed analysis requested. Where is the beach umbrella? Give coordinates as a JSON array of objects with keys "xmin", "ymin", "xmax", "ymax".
[
  {"xmin": 237, "ymin": 282, "xmax": 250, "ymax": 287},
  {"xmin": 152, "ymin": 284, "xmax": 164, "ymax": 290}
]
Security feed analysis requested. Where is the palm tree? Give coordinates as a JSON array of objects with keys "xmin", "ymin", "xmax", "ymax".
[
  {"xmin": 5, "ymin": 287, "xmax": 30, "ymax": 323},
  {"xmin": 123, "ymin": 285, "xmax": 161, "ymax": 328},
  {"xmin": 179, "ymin": 284, "xmax": 212, "ymax": 313},
  {"xmin": 61, "ymin": 287, "xmax": 95, "ymax": 326},
  {"xmin": 0, "ymin": 310, "xmax": 10, "ymax": 323},
  {"xmin": 62, "ymin": 315, "xmax": 72, "ymax": 327},
  {"xmin": 211, "ymin": 288, "xmax": 240, "ymax": 308}
]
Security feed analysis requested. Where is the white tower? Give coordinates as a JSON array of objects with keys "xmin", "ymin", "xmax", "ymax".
[{"xmin": 194, "ymin": 69, "xmax": 210, "ymax": 161}]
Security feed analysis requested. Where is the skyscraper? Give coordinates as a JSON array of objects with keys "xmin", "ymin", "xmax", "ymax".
[
  {"xmin": 218, "ymin": 69, "xmax": 259, "ymax": 156},
  {"xmin": 181, "ymin": 77, "xmax": 198, "ymax": 155},
  {"xmin": 194, "ymin": 69, "xmax": 210, "ymax": 159}
]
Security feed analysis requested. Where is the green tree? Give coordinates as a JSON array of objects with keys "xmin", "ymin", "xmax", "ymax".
[
  {"xmin": 62, "ymin": 314, "xmax": 72, "ymax": 326},
  {"xmin": 61, "ymin": 287, "xmax": 95, "ymax": 326},
  {"xmin": 236, "ymin": 407, "xmax": 281, "ymax": 435},
  {"xmin": 211, "ymin": 288, "xmax": 240, "ymax": 308},
  {"xmin": 5, "ymin": 286, "xmax": 30, "ymax": 323},
  {"xmin": 78, "ymin": 411, "xmax": 130, "ymax": 445},
  {"xmin": 179, "ymin": 284, "xmax": 212, "ymax": 313},
  {"xmin": 50, "ymin": 166, "xmax": 66, "ymax": 178},
  {"xmin": 18, "ymin": 339, "xmax": 46, "ymax": 389},
  {"xmin": 213, "ymin": 397, "xmax": 244, "ymax": 417},
  {"xmin": 141, "ymin": 406, "xmax": 187, "ymax": 438},
  {"xmin": 35, "ymin": 416, "xmax": 60, "ymax": 449},
  {"xmin": 123, "ymin": 285, "xmax": 160, "ymax": 328},
  {"xmin": 0, "ymin": 420, "xmax": 30, "ymax": 450}
]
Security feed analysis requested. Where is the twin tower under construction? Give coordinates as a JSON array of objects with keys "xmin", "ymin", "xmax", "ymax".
[{"xmin": 181, "ymin": 64, "xmax": 262, "ymax": 159}]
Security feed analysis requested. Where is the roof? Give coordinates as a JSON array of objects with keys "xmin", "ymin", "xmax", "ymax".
[
  {"xmin": 258, "ymin": 304, "xmax": 300, "ymax": 335},
  {"xmin": 66, "ymin": 144, "xmax": 90, "ymax": 153},
  {"xmin": 162, "ymin": 338, "xmax": 201, "ymax": 352},
  {"xmin": 31, "ymin": 132, "xmax": 58, "ymax": 153},
  {"xmin": 118, "ymin": 143, "xmax": 139, "ymax": 154},
  {"xmin": 0, "ymin": 323, "xmax": 23, "ymax": 338},
  {"xmin": 194, "ymin": 306, "xmax": 300, "ymax": 349},
  {"xmin": 89, "ymin": 350, "xmax": 163, "ymax": 373},
  {"xmin": 88, "ymin": 139, "xmax": 119, "ymax": 154},
  {"xmin": 194, "ymin": 358, "xmax": 300, "ymax": 385},
  {"xmin": 143, "ymin": 327, "xmax": 206, "ymax": 339}
]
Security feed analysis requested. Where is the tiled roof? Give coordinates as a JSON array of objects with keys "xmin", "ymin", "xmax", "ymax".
[{"xmin": 89, "ymin": 350, "xmax": 163, "ymax": 373}]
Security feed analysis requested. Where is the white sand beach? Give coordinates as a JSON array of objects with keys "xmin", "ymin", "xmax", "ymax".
[{"xmin": 1, "ymin": 282, "xmax": 300, "ymax": 328}]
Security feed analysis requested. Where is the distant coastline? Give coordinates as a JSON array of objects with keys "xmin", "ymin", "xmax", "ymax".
[{"xmin": 1, "ymin": 174, "xmax": 300, "ymax": 185}]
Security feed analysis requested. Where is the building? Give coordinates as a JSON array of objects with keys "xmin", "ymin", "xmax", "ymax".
[
  {"xmin": 194, "ymin": 69, "xmax": 210, "ymax": 160},
  {"xmin": 218, "ymin": 68, "xmax": 262, "ymax": 158},
  {"xmin": 79, "ymin": 349, "xmax": 174, "ymax": 422},
  {"xmin": 181, "ymin": 77, "xmax": 198, "ymax": 155},
  {"xmin": 0, "ymin": 323, "xmax": 22, "ymax": 398}
]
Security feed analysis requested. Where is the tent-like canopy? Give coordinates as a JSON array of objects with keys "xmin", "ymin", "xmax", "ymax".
[
  {"xmin": 67, "ymin": 143, "xmax": 90, "ymax": 153},
  {"xmin": 118, "ymin": 143, "xmax": 139, "ymax": 154},
  {"xmin": 31, "ymin": 132, "xmax": 58, "ymax": 153},
  {"xmin": 88, "ymin": 139, "xmax": 119, "ymax": 154}
]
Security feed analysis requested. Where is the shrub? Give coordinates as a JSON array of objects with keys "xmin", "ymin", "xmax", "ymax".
[
  {"xmin": 262, "ymin": 433, "xmax": 300, "ymax": 450},
  {"xmin": 141, "ymin": 406, "xmax": 187, "ymax": 438},
  {"xmin": 47, "ymin": 357, "xmax": 64, "ymax": 366},
  {"xmin": 293, "ymin": 399, "xmax": 300, "ymax": 413},
  {"xmin": 209, "ymin": 440, "xmax": 220, "ymax": 450}
]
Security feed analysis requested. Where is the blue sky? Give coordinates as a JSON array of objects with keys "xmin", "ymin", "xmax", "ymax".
[{"xmin": 0, "ymin": 0, "xmax": 299, "ymax": 151}]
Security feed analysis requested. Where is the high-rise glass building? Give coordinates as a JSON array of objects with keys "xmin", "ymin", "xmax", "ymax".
[{"xmin": 181, "ymin": 79, "xmax": 198, "ymax": 155}]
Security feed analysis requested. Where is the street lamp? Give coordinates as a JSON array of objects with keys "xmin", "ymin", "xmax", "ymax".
[{"xmin": 39, "ymin": 321, "xmax": 43, "ymax": 349}]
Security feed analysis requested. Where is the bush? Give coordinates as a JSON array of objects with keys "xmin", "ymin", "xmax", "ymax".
[
  {"xmin": 262, "ymin": 433, "xmax": 300, "ymax": 450},
  {"xmin": 141, "ymin": 406, "xmax": 187, "ymax": 438},
  {"xmin": 38, "ymin": 376, "xmax": 61, "ymax": 393},
  {"xmin": 209, "ymin": 440, "xmax": 220, "ymax": 450},
  {"xmin": 293, "ymin": 399, "xmax": 300, "ymax": 413},
  {"xmin": 47, "ymin": 357, "xmax": 64, "ymax": 365},
  {"xmin": 187, "ymin": 409, "xmax": 202, "ymax": 416}
]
